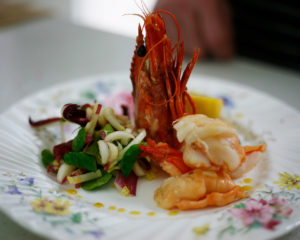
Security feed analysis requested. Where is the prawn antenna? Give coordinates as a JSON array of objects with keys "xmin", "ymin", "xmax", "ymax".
[{"xmin": 153, "ymin": 10, "xmax": 181, "ymax": 44}]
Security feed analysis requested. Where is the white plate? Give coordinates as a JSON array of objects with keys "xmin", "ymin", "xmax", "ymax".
[{"xmin": 0, "ymin": 74, "xmax": 300, "ymax": 240}]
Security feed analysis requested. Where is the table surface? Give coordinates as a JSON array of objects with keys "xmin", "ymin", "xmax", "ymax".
[{"xmin": 0, "ymin": 18, "xmax": 299, "ymax": 240}]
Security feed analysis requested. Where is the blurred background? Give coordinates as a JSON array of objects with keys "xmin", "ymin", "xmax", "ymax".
[
  {"xmin": 0, "ymin": 0, "xmax": 156, "ymax": 37},
  {"xmin": 1, "ymin": 0, "xmax": 299, "ymax": 70}
]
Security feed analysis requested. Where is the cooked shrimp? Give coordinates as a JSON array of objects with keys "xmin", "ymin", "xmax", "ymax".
[
  {"xmin": 139, "ymin": 139, "xmax": 191, "ymax": 177},
  {"xmin": 154, "ymin": 169, "xmax": 248, "ymax": 210},
  {"xmin": 173, "ymin": 114, "xmax": 266, "ymax": 177},
  {"xmin": 230, "ymin": 144, "xmax": 267, "ymax": 178},
  {"xmin": 140, "ymin": 114, "xmax": 266, "ymax": 210}
]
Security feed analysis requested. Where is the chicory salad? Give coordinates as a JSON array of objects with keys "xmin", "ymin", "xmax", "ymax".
[{"xmin": 30, "ymin": 102, "xmax": 152, "ymax": 196}]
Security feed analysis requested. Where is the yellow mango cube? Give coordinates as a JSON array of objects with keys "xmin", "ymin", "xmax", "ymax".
[{"xmin": 186, "ymin": 93, "xmax": 223, "ymax": 118}]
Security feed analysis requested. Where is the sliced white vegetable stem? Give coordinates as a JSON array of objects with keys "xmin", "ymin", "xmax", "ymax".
[
  {"xmin": 57, "ymin": 163, "xmax": 76, "ymax": 183},
  {"xmin": 132, "ymin": 161, "xmax": 146, "ymax": 177},
  {"xmin": 117, "ymin": 141, "xmax": 123, "ymax": 151},
  {"xmin": 86, "ymin": 104, "xmax": 101, "ymax": 134},
  {"xmin": 67, "ymin": 169, "xmax": 102, "ymax": 184},
  {"xmin": 104, "ymin": 131, "xmax": 134, "ymax": 142},
  {"xmin": 98, "ymin": 107, "xmax": 107, "ymax": 127},
  {"xmin": 103, "ymin": 107, "xmax": 125, "ymax": 131},
  {"xmin": 98, "ymin": 140, "xmax": 109, "ymax": 165},
  {"xmin": 121, "ymin": 128, "xmax": 133, "ymax": 145},
  {"xmin": 107, "ymin": 142, "xmax": 119, "ymax": 163},
  {"xmin": 118, "ymin": 129, "xmax": 146, "ymax": 160}
]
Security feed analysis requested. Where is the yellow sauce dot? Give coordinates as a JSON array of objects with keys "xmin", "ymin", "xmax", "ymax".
[
  {"xmin": 66, "ymin": 189, "xmax": 77, "ymax": 195},
  {"xmin": 168, "ymin": 210, "xmax": 179, "ymax": 216},
  {"xmin": 118, "ymin": 208, "xmax": 125, "ymax": 213},
  {"xmin": 129, "ymin": 211, "xmax": 141, "ymax": 215},
  {"xmin": 243, "ymin": 178, "xmax": 253, "ymax": 184},
  {"xmin": 93, "ymin": 202, "xmax": 104, "ymax": 208},
  {"xmin": 147, "ymin": 212, "xmax": 156, "ymax": 217},
  {"xmin": 109, "ymin": 206, "xmax": 116, "ymax": 210},
  {"xmin": 242, "ymin": 185, "xmax": 254, "ymax": 191},
  {"xmin": 76, "ymin": 195, "xmax": 82, "ymax": 199}
]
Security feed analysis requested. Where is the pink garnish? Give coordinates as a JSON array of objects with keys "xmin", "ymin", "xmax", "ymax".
[
  {"xmin": 114, "ymin": 171, "xmax": 138, "ymax": 196},
  {"xmin": 103, "ymin": 91, "xmax": 134, "ymax": 120},
  {"xmin": 29, "ymin": 117, "xmax": 61, "ymax": 127}
]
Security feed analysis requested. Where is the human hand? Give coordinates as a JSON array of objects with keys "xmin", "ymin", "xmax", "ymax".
[{"xmin": 154, "ymin": 0, "xmax": 235, "ymax": 60}]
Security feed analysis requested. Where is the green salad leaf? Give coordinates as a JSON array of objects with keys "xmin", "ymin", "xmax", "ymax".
[
  {"xmin": 93, "ymin": 131, "xmax": 103, "ymax": 141},
  {"xmin": 72, "ymin": 127, "xmax": 86, "ymax": 152},
  {"xmin": 85, "ymin": 141, "xmax": 99, "ymax": 158},
  {"xmin": 64, "ymin": 152, "xmax": 97, "ymax": 171},
  {"xmin": 102, "ymin": 124, "xmax": 114, "ymax": 135},
  {"xmin": 120, "ymin": 142, "xmax": 147, "ymax": 177},
  {"xmin": 81, "ymin": 172, "xmax": 112, "ymax": 190},
  {"xmin": 41, "ymin": 149, "xmax": 54, "ymax": 168},
  {"xmin": 85, "ymin": 132, "xmax": 103, "ymax": 161}
]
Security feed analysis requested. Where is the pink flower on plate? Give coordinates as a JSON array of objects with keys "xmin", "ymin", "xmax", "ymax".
[
  {"xmin": 229, "ymin": 198, "xmax": 293, "ymax": 231},
  {"xmin": 229, "ymin": 199, "xmax": 274, "ymax": 227},
  {"xmin": 263, "ymin": 219, "xmax": 281, "ymax": 230},
  {"xmin": 103, "ymin": 91, "xmax": 134, "ymax": 120},
  {"xmin": 269, "ymin": 198, "xmax": 293, "ymax": 217}
]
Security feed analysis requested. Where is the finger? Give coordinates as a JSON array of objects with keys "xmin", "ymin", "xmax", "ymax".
[
  {"xmin": 219, "ymin": 0, "xmax": 235, "ymax": 57},
  {"xmin": 154, "ymin": 0, "xmax": 206, "ymax": 59},
  {"xmin": 195, "ymin": 0, "xmax": 234, "ymax": 59}
]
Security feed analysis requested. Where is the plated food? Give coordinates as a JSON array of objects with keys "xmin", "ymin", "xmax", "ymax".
[{"xmin": 29, "ymin": 10, "xmax": 267, "ymax": 210}]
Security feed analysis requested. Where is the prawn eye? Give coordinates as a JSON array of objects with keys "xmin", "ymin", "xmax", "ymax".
[{"xmin": 137, "ymin": 45, "xmax": 147, "ymax": 57}]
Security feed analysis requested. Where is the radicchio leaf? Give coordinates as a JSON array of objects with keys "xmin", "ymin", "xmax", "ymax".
[
  {"xmin": 62, "ymin": 104, "xmax": 89, "ymax": 126},
  {"xmin": 29, "ymin": 117, "xmax": 61, "ymax": 127},
  {"xmin": 53, "ymin": 140, "xmax": 73, "ymax": 161},
  {"xmin": 114, "ymin": 171, "xmax": 138, "ymax": 196}
]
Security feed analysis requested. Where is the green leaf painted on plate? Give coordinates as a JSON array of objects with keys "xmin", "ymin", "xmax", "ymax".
[
  {"xmin": 70, "ymin": 213, "xmax": 82, "ymax": 224},
  {"xmin": 80, "ymin": 91, "xmax": 96, "ymax": 100},
  {"xmin": 234, "ymin": 203, "xmax": 245, "ymax": 209}
]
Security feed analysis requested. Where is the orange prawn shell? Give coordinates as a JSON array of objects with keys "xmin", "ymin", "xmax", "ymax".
[
  {"xmin": 154, "ymin": 169, "xmax": 247, "ymax": 210},
  {"xmin": 130, "ymin": 11, "xmax": 199, "ymax": 148}
]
